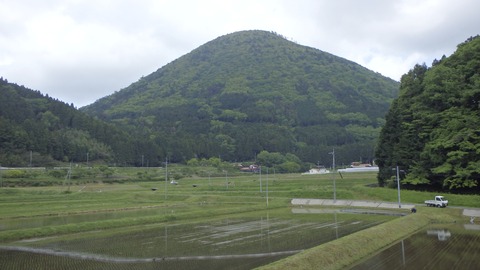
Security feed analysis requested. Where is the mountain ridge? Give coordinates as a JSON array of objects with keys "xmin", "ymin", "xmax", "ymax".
[
  {"xmin": 82, "ymin": 30, "xmax": 399, "ymax": 165},
  {"xmin": 83, "ymin": 30, "xmax": 397, "ymax": 121}
]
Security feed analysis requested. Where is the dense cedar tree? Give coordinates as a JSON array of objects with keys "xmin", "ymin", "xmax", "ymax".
[{"xmin": 376, "ymin": 35, "xmax": 480, "ymax": 192}]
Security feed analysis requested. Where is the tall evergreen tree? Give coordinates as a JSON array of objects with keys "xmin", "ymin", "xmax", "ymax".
[{"xmin": 376, "ymin": 36, "xmax": 480, "ymax": 191}]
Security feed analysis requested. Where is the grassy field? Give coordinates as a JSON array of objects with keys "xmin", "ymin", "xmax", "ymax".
[{"xmin": 0, "ymin": 168, "xmax": 478, "ymax": 269}]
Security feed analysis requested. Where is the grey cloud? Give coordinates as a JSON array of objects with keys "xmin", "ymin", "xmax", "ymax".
[{"xmin": 1, "ymin": 0, "xmax": 479, "ymax": 107}]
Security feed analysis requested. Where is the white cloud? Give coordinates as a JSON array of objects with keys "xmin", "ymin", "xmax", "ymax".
[{"xmin": 1, "ymin": 0, "xmax": 479, "ymax": 107}]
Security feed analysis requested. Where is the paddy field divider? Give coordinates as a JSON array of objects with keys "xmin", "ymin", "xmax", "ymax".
[{"xmin": 257, "ymin": 207, "xmax": 461, "ymax": 270}]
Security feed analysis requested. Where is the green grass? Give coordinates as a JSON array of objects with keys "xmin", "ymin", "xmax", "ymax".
[
  {"xmin": 258, "ymin": 207, "xmax": 462, "ymax": 270},
  {"xmin": 0, "ymin": 169, "xmax": 478, "ymax": 269}
]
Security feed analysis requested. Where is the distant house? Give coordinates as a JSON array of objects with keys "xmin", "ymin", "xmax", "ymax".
[
  {"xmin": 302, "ymin": 166, "xmax": 330, "ymax": 175},
  {"xmin": 338, "ymin": 162, "xmax": 379, "ymax": 172},
  {"xmin": 239, "ymin": 164, "xmax": 260, "ymax": 173},
  {"xmin": 350, "ymin": 162, "xmax": 374, "ymax": 168}
]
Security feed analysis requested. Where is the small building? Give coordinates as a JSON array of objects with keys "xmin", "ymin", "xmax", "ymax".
[
  {"xmin": 302, "ymin": 166, "xmax": 330, "ymax": 175},
  {"xmin": 239, "ymin": 164, "xmax": 260, "ymax": 173}
]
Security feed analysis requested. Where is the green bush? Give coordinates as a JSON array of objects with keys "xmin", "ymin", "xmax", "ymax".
[
  {"xmin": 277, "ymin": 161, "xmax": 301, "ymax": 173},
  {"xmin": 3, "ymin": 170, "xmax": 27, "ymax": 178},
  {"xmin": 48, "ymin": 169, "xmax": 66, "ymax": 178}
]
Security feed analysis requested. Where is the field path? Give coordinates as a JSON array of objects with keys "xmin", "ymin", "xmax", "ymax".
[
  {"xmin": 0, "ymin": 245, "xmax": 301, "ymax": 263},
  {"xmin": 291, "ymin": 198, "xmax": 415, "ymax": 209}
]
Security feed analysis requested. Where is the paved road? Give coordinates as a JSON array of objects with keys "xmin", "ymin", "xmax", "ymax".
[
  {"xmin": 291, "ymin": 198, "xmax": 415, "ymax": 209},
  {"xmin": 463, "ymin": 208, "xmax": 480, "ymax": 217},
  {"xmin": 292, "ymin": 199, "xmax": 480, "ymax": 218}
]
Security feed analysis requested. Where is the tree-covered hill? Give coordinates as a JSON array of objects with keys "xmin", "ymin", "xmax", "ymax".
[
  {"xmin": 0, "ymin": 78, "xmax": 149, "ymax": 167},
  {"xmin": 376, "ymin": 36, "xmax": 480, "ymax": 192},
  {"xmin": 83, "ymin": 30, "xmax": 399, "ymax": 166}
]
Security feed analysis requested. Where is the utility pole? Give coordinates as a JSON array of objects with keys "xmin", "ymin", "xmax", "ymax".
[
  {"xmin": 164, "ymin": 157, "xmax": 168, "ymax": 200},
  {"xmin": 225, "ymin": 170, "xmax": 228, "ymax": 190},
  {"xmin": 259, "ymin": 166, "xmax": 262, "ymax": 193},
  {"xmin": 396, "ymin": 165, "xmax": 401, "ymax": 208},
  {"xmin": 266, "ymin": 167, "xmax": 269, "ymax": 207},
  {"xmin": 65, "ymin": 162, "xmax": 72, "ymax": 192},
  {"xmin": 330, "ymin": 148, "xmax": 336, "ymax": 203}
]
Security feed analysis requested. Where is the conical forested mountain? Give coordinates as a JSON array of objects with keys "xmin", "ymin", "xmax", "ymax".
[
  {"xmin": 83, "ymin": 30, "xmax": 399, "ymax": 166},
  {"xmin": 376, "ymin": 35, "xmax": 480, "ymax": 192}
]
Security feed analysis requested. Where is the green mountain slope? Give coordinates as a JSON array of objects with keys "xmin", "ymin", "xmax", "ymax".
[
  {"xmin": 0, "ymin": 78, "xmax": 143, "ymax": 167},
  {"xmin": 376, "ymin": 35, "xmax": 480, "ymax": 191},
  {"xmin": 83, "ymin": 30, "xmax": 399, "ymax": 165}
]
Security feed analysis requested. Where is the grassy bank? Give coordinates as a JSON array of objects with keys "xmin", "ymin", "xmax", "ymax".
[
  {"xmin": 258, "ymin": 207, "xmax": 462, "ymax": 270},
  {"xmin": 0, "ymin": 170, "xmax": 478, "ymax": 269}
]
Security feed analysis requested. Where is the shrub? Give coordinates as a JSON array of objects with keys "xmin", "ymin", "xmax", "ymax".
[
  {"xmin": 277, "ymin": 161, "xmax": 301, "ymax": 173},
  {"xmin": 48, "ymin": 169, "xmax": 66, "ymax": 178},
  {"xmin": 3, "ymin": 170, "xmax": 27, "ymax": 178}
]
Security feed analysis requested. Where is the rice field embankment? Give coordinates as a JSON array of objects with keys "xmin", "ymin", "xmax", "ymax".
[{"xmin": 257, "ymin": 207, "xmax": 461, "ymax": 270}]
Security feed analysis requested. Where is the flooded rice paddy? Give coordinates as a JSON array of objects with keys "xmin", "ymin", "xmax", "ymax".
[
  {"xmin": 350, "ymin": 223, "xmax": 480, "ymax": 270},
  {"xmin": 0, "ymin": 209, "xmax": 395, "ymax": 270},
  {"xmin": 3, "ymin": 207, "xmax": 478, "ymax": 270},
  {"xmin": 0, "ymin": 207, "xmax": 167, "ymax": 231}
]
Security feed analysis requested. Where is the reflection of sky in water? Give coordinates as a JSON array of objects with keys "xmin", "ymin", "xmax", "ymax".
[
  {"xmin": 0, "ymin": 208, "xmax": 166, "ymax": 231},
  {"xmin": 350, "ymin": 224, "xmax": 480, "ymax": 270},
  {"xmin": 0, "ymin": 213, "xmax": 393, "ymax": 270}
]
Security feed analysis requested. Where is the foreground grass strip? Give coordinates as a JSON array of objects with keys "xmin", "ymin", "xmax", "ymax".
[{"xmin": 257, "ymin": 209, "xmax": 457, "ymax": 270}]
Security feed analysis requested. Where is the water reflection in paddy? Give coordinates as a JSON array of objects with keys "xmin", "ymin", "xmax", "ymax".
[
  {"xmin": 0, "ymin": 207, "xmax": 167, "ymax": 231},
  {"xmin": 350, "ymin": 223, "xmax": 480, "ymax": 270},
  {"xmin": 0, "ymin": 209, "xmax": 396, "ymax": 270}
]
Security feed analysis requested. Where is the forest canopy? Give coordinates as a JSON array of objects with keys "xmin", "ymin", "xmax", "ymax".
[
  {"xmin": 375, "ymin": 35, "xmax": 480, "ymax": 192},
  {"xmin": 81, "ymin": 30, "xmax": 399, "ymax": 167},
  {"xmin": 2, "ymin": 30, "xmax": 399, "ymax": 170},
  {"xmin": 0, "ymin": 78, "xmax": 147, "ymax": 167}
]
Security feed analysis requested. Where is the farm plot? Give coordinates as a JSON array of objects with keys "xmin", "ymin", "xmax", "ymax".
[
  {"xmin": 0, "ymin": 207, "xmax": 167, "ymax": 232},
  {"xmin": 349, "ymin": 223, "xmax": 480, "ymax": 270},
  {"xmin": 0, "ymin": 210, "xmax": 395, "ymax": 270}
]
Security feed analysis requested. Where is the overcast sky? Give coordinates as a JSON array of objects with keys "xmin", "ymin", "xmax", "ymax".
[{"xmin": 1, "ymin": 0, "xmax": 479, "ymax": 107}]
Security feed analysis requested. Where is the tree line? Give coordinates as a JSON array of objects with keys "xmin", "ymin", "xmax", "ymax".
[
  {"xmin": 0, "ymin": 78, "xmax": 154, "ymax": 167},
  {"xmin": 376, "ymin": 36, "xmax": 480, "ymax": 192}
]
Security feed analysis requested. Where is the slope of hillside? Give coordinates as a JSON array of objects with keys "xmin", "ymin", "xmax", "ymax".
[
  {"xmin": 83, "ymin": 30, "xmax": 399, "ymax": 165},
  {"xmin": 376, "ymin": 35, "xmax": 480, "ymax": 191},
  {"xmin": 0, "ymin": 78, "xmax": 142, "ymax": 167}
]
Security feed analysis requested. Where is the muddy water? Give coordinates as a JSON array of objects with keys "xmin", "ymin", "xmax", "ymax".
[
  {"xmin": 0, "ymin": 211, "xmax": 393, "ymax": 270},
  {"xmin": 350, "ymin": 223, "xmax": 480, "ymax": 270}
]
